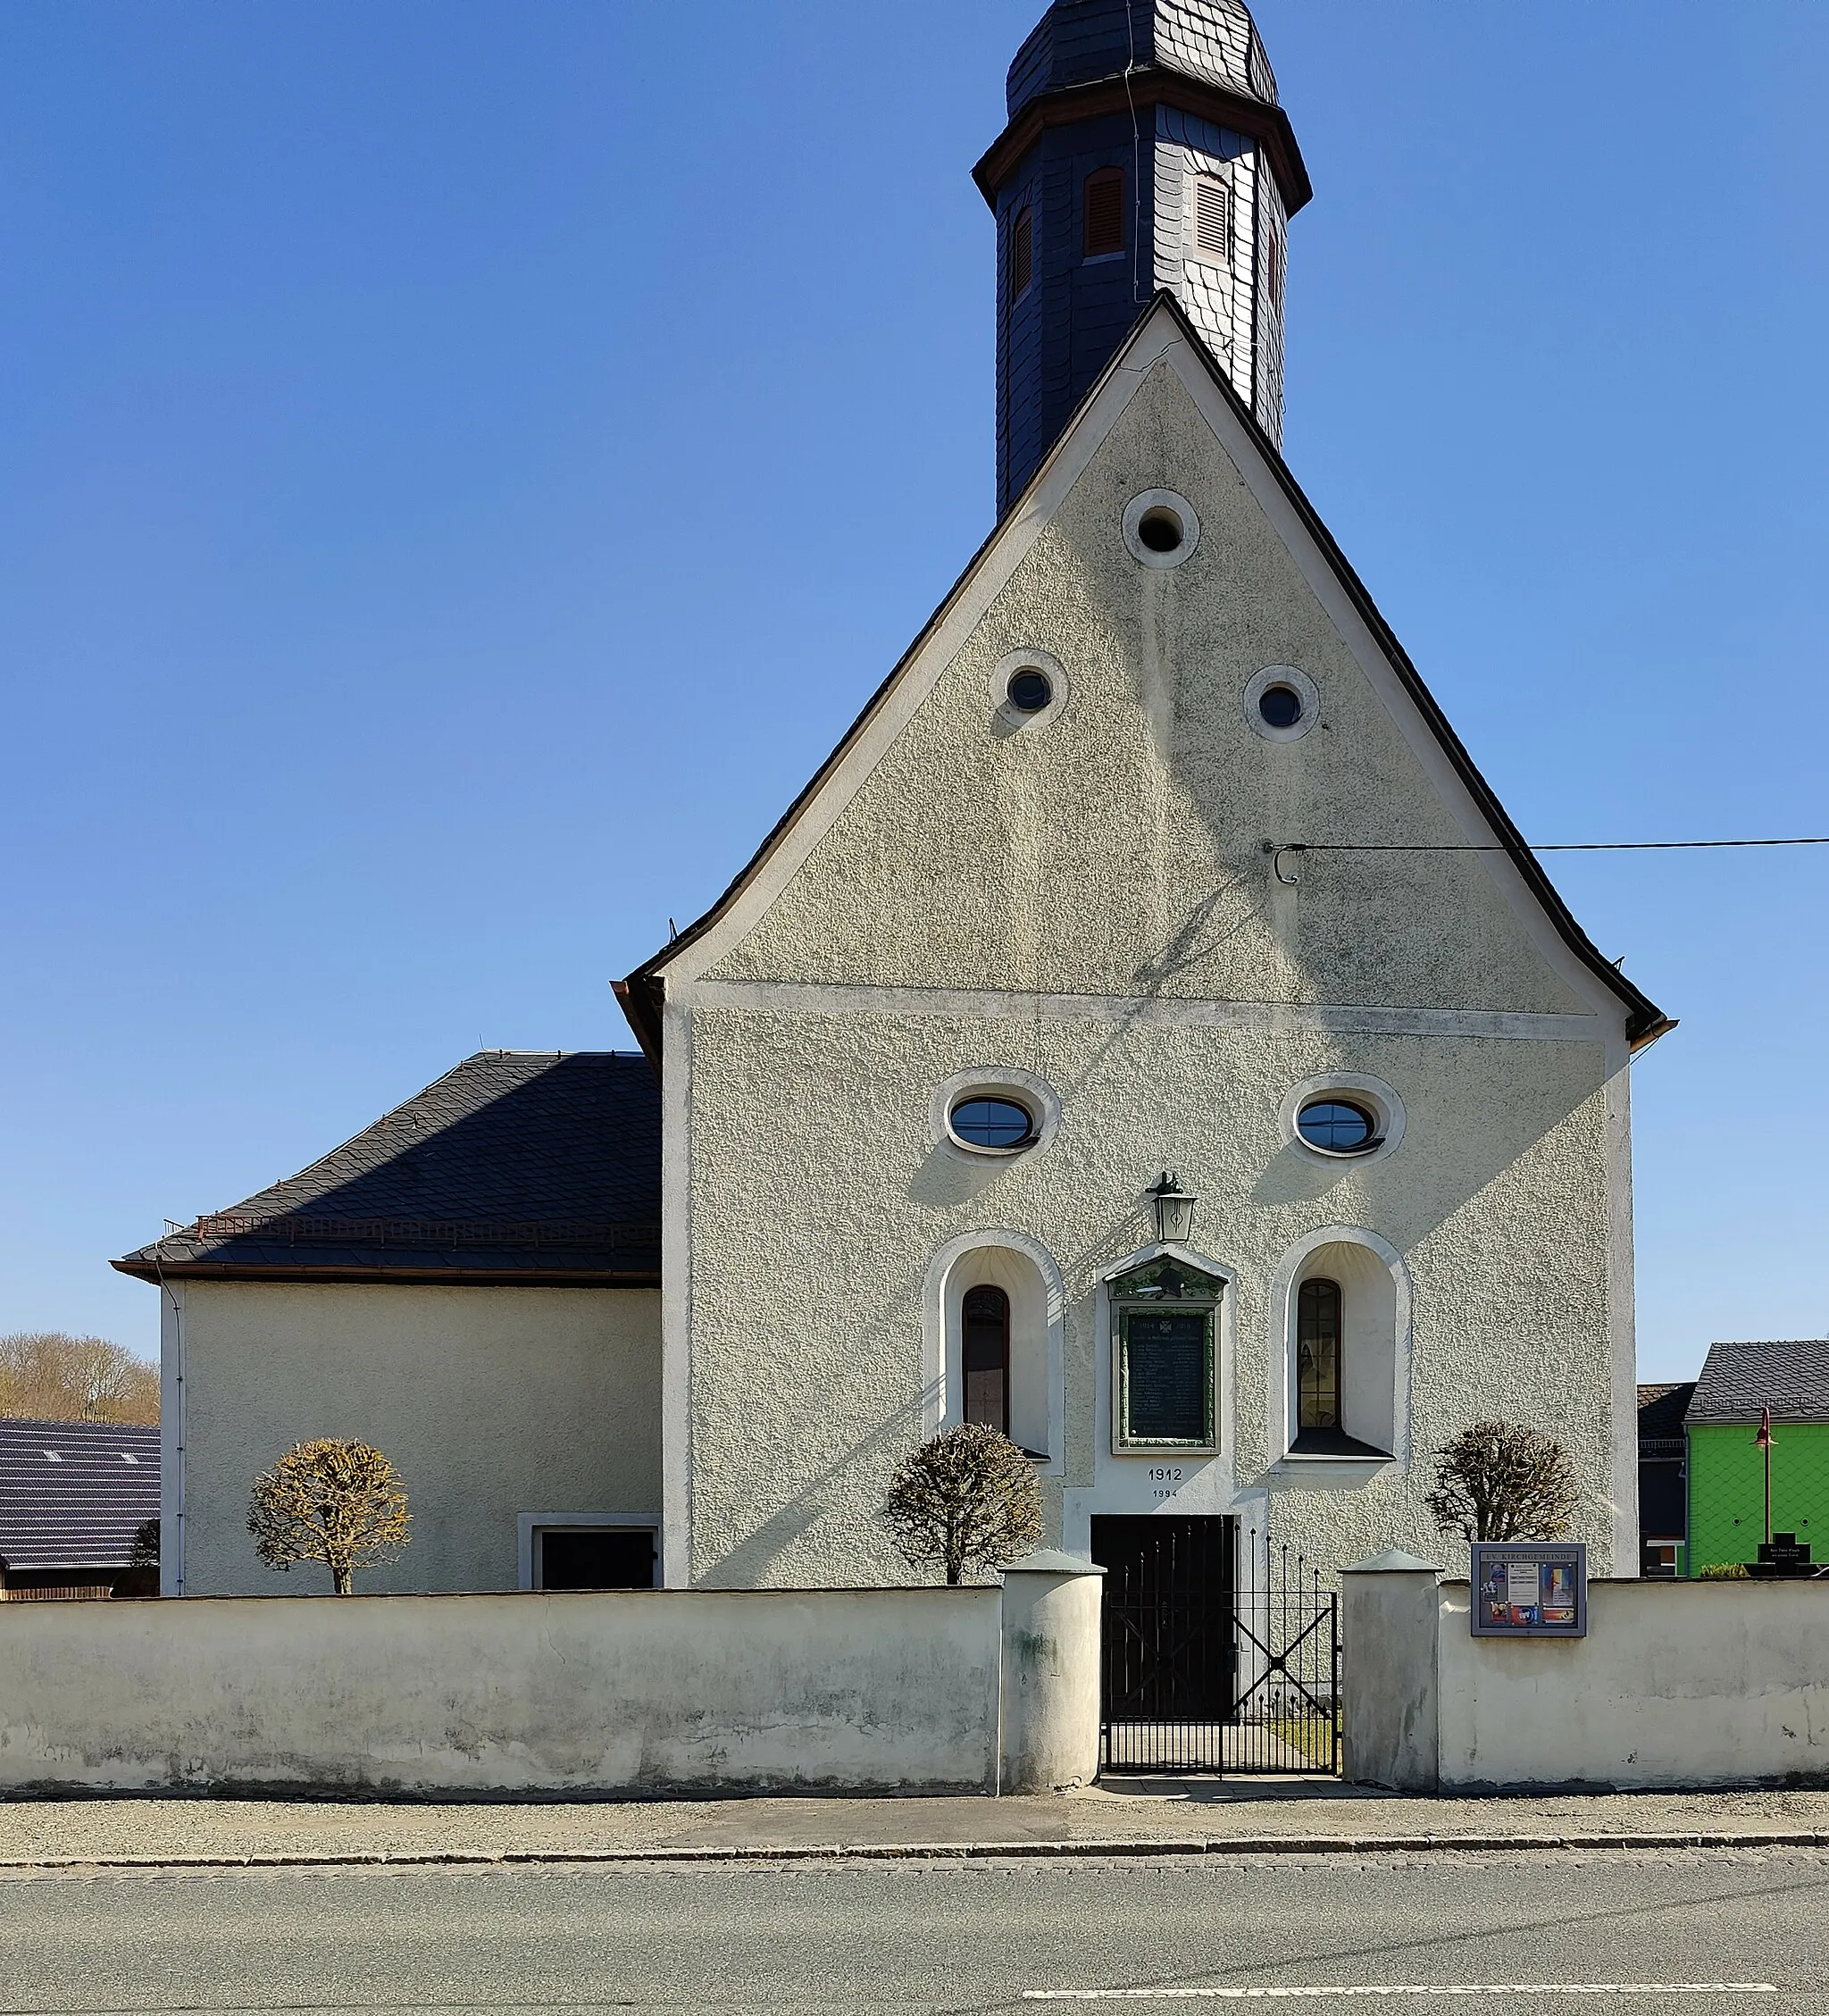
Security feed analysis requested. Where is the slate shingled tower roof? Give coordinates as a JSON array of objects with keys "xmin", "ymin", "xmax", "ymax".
[
  {"xmin": 1006, "ymin": 0, "xmax": 1278, "ymax": 115},
  {"xmin": 114, "ymin": 1050, "xmax": 660, "ymax": 1286},
  {"xmin": 0, "ymin": 1418, "xmax": 159, "ymax": 1573}
]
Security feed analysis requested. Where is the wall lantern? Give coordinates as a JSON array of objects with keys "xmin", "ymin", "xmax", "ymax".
[{"xmin": 1147, "ymin": 1171, "xmax": 1198, "ymax": 1247}]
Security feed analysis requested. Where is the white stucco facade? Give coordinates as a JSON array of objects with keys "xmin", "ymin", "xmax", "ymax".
[
  {"xmin": 641, "ymin": 305, "xmax": 1652, "ymax": 1594},
  {"xmin": 164, "ymin": 1281, "xmax": 660, "ymax": 1598}
]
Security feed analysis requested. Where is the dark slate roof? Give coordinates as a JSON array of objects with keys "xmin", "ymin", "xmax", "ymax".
[
  {"xmin": 1637, "ymin": 1382, "xmax": 1697, "ymax": 1445},
  {"xmin": 0, "ymin": 1418, "xmax": 160, "ymax": 1573},
  {"xmin": 1007, "ymin": 0, "xmax": 1277, "ymax": 119},
  {"xmin": 114, "ymin": 1051, "xmax": 660, "ymax": 1286},
  {"xmin": 1685, "ymin": 1341, "xmax": 1829, "ymax": 1425}
]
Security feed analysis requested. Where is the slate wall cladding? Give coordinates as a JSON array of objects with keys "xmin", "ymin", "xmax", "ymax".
[{"xmin": 994, "ymin": 113, "xmax": 1280, "ymax": 514}]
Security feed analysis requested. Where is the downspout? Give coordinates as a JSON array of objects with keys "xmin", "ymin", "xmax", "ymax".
[{"xmin": 155, "ymin": 1255, "xmax": 185, "ymax": 1597}]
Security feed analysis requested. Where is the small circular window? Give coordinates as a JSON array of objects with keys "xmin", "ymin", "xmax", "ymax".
[
  {"xmin": 1297, "ymin": 1100, "xmax": 1378, "ymax": 1155},
  {"xmin": 1123, "ymin": 489, "xmax": 1200, "ymax": 569},
  {"xmin": 1244, "ymin": 665, "xmax": 1319, "ymax": 743},
  {"xmin": 1258, "ymin": 683, "xmax": 1303, "ymax": 730},
  {"xmin": 949, "ymin": 1096, "xmax": 1036, "ymax": 1152},
  {"xmin": 1137, "ymin": 507, "xmax": 1183, "ymax": 554},
  {"xmin": 1006, "ymin": 666, "xmax": 1053, "ymax": 714}
]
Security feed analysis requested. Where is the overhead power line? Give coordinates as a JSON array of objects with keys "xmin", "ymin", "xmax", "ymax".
[{"xmin": 1264, "ymin": 837, "xmax": 1829, "ymax": 856}]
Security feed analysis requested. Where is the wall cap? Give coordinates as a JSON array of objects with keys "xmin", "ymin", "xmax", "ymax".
[
  {"xmin": 1345, "ymin": 1550, "xmax": 1441, "ymax": 1575},
  {"xmin": 1003, "ymin": 1550, "xmax": 1107, "ymax": 1578}
]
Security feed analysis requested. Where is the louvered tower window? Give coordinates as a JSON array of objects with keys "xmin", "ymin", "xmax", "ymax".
[
  {"xmin": 1009, "ymin": 205, "xmax": 1033, "ymax": 301},
  {"xmin": 1192, "ymin": 176, "xmax": 1232, "ymax": 263},
  {"xmin": 1082, "ymin": 168, "xmax": 1124, "ymax": 257}
]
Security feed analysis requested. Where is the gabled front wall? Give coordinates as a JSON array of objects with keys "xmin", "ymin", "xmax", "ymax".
[{"xmin": 659, "ymin": 314, "xmax": 1637, "ymax": 1589}]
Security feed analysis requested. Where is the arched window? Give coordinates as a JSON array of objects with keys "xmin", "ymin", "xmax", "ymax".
[
  {"xmin": 1082, "ymin": 168, "xmax": 1124, "ymax": 257},
  {"xmin": 963, "ymin": 1284, "xmax": 1010, "ymax": 1436},
  {"xmin": 1009, "ymin": 205, "xmax": 1033, "ymax": 301},
  {"xmin": 1296, "ymin": 1277, "xmax": 1340, "ymax": 1434}
]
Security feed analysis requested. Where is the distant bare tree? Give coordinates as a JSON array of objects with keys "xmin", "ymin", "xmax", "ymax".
[
  {"xmin": 881, "ymin": 1424, "xmax": 1043, "ymax": 1586},
  {"xmin": 1425, "ymin": 1420, "xmax": 1580, "ymax": 1545},
  {"xmin": 247, "ymin": 1440, "xmax": 410, "ymax": 1595},
  {"xmin": 0, "ymin": 1333, "xmax": 158, "ymax": 1425}
]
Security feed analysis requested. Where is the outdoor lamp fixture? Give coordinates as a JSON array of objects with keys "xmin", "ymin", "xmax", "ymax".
[{"xmin": 1148, "ymin": 1171, "xmax": 1198, "ymax": 1246}]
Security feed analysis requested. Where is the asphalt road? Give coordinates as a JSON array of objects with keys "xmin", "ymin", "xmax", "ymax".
[{"xmin": 0, "ymin": 1848, "xmax": 1824, "ymax": 2014}]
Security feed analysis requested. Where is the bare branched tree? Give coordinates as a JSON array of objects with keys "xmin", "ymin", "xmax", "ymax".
[
  {"xmin": 247, "ymin": 1440, "xmax": 410, "ymax": 1595},
  {"xmin": 881, "ymin": 1423, "xmax": 1043, "ymax": 1586},
  {"xmin": 0, "ymin": 1333, "xmax": 158, "ymax": 1425},
  {"xmin": 1424, "ymin": 1419, "xmax": 1580, "ymax": 1544}
]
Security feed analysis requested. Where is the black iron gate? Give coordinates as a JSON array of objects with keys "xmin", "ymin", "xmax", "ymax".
[{"xmin": 1091, "ymin": 1517, "xmax": 1339, "ymax": 1775}]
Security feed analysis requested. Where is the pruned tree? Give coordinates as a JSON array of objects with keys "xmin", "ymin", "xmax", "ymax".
[
  {"xmin": 0, "ymin": 1332, "xmax": 158, "ymax": 1425},
  {"xmin": 247, "ymin": 1439, "xmax": 410, "ymax": 1595},
  {"xmin": 881, "ymin": 1423, "xmax": 1043, "ymax": 1586},
  {"xmin": 1424, "ymin": 1420, "xmax": 1580, "ymax": 1544},
  {"xmin": 128, "ymin": 1518, "xmax": 160, "ymax": 1568}
]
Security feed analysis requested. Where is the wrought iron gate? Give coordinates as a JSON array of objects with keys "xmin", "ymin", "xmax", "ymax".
[{"xmin": 1091, "ymin": 1517, "xmax": 1339, "ymax": 1775}]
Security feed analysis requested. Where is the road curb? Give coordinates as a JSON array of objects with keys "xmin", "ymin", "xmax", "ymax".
[{"xmin": 2, "ymin": 1829, "xmax": 1825, "ymax": 1872}]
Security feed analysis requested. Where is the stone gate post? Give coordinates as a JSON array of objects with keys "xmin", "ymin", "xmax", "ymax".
[{"xmin": 999, "ymin": 1550, "xmax": 1106, "ymax": 1793}]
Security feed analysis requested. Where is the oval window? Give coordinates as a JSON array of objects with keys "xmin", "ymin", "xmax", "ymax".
[
  {"xmin": 949, "ymin": 1096, "xmax": 1036, "ymax": 1151},
  {"xmin": 1297, "ymin": 1099, "xmax": 1377, "ymax": 1154}
]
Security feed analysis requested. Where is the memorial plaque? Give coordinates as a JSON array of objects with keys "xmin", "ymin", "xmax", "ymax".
[
  {"xmin": 1470, "ymin": 1542, "xmax": 1587, "ymax": 1637},
  {"xmin": 1123, "ymin": 1311, "xmax": 1209, "ymax": 1442}
]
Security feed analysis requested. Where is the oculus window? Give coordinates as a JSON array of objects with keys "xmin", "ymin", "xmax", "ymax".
[
  {"xmin": 1297, "ymin": 1100, "xmax": 1378, "ymax": 1155},
  {"xmin": 1111, "ymin": 1256, "xmax": 1222, "ymax": 1451},
  {"xmin": 949, "ymin": 1096, "xmax": 1036, "ymax": 1152}
]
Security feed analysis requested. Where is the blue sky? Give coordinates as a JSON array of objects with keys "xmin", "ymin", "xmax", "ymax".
[{"xmin": 1, "ymin": 2, "xmax": 1824, "ymax": 1378}]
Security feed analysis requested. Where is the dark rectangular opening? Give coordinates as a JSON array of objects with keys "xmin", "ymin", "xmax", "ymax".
[
  {"xmin": 538, "ymin": 1527, "xmax": 656, "ymax": 1591},
  {"xmin": 1090, "ymin": 1514, "xmax": 1234, "ymax": 1726}
]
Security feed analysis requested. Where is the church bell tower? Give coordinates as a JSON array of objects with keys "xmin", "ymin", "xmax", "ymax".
[{"xmin": 975, "ymin": 0, "xmax": 1311, "ymax": 515}]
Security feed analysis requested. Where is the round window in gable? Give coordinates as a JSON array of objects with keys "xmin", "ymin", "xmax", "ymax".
[
  {"xmin": 1006, "ymin": 666, "xmax": 1053, "ymax": 714},
  {"xmin": 990, "ymin": 648, "xmax": 1068, "ymax": 730},
  {"xmin": 1138, "ymin": 508, "xmax": 1183, "ymax": 554},
  {"xmin": 1258, "ymin": 683, "xmax": 1303, "ymax": 730},
  {"xmin": 949, "ymin": 1096, "xmax": 1037, "ymax": 1153},
  {"xmin": 1123, "ymin": 489, "xmax": 1200, "ymax": 569},
  {"xmin": 1297, "ymin": 1099, "xmax": 1378, "ymax": 1156},
  {"xmin": 1244, "ymin": 664, "xmax": 1320, "ymax": 743}
]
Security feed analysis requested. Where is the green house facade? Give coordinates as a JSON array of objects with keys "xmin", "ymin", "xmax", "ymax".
[{"xmin": 1683, "ymin": 1339, "xmax": 1829, "ymax": 1577}]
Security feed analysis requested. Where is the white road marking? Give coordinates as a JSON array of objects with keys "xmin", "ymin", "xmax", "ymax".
[{"xmin": 1023, "ymin": 1988, "xmax": 1780, "ymax": 2002}]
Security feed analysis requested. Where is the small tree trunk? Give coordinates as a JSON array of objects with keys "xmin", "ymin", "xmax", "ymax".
[{"xmin": 332, "ymin": 1562, "xmax": 353, "ymax": 1596}]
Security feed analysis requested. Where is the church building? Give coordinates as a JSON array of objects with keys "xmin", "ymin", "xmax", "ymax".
[{"xmin": 118, "ymin": 0, "xmax": 1669, "ymax": 1615}]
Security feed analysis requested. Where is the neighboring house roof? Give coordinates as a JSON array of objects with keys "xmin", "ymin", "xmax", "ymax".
[
  {"xmin": 617, "ymin": 292, "xmax": 1671, "ymax": 1058},
  {"xmin": 113, "ymin": 1051, "xmax": 660, "ymax": 1288},
  {"xmin": 1685, "ymin": 1341, "xmax": 1829, "ymax": 1426},
  {"xmin": 0, "ymin": 1418, "xmax": 159, "ymax": 1573},
  {"xmin": 1637, "ymin": 1381, "xmax": 1696, "ymax": 1447}
]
